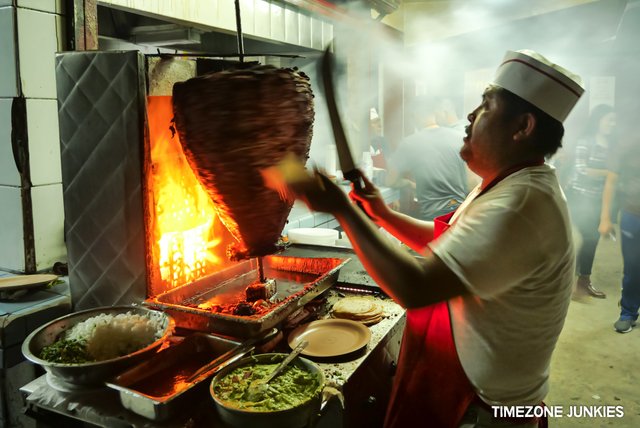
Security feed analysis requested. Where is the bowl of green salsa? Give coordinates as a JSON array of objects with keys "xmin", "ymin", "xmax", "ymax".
[{"xmin": 210, "ymin": 353, "xmax": 325, "ymax": 428}]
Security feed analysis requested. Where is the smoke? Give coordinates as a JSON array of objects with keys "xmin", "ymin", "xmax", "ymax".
[
  {"xmin": 280, "ymin": 0, "xmax": 638, "ymax": 204},
  {"xmin": 281, "ymin": 57, "xmax": 336, "ymax": 174}
]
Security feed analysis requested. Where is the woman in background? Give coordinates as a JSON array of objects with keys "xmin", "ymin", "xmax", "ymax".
[{"xmin": 567, "ymin": 104, "xmax": 617, "ymax": 298}]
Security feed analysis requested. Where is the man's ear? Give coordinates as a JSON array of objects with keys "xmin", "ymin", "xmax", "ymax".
[{"xmin": 513, "ymin": 113, "xmax": 536, "ymax": 141}]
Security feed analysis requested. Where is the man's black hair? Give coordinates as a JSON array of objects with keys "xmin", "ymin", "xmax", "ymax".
[{"xmin": 497, "ymin": 87, "xmax": 565, "ymax": 158}]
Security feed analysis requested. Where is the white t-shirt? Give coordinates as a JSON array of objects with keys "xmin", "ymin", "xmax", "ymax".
[{"xmin": 430, "ymin": 164, "xmax": 574, "ymax": 405}]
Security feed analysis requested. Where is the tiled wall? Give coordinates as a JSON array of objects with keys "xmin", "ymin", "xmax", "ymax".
[{"xmin": 0, "ymin": 1, "xmax": 67, "ymax": 272}]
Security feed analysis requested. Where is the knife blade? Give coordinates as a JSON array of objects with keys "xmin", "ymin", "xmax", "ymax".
[{"xmin": 321, "ymin": 47, "xmax": 363, "ymax": 188}]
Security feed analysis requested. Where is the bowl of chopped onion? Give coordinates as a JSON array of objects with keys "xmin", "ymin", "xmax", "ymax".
[{"xmin": 22, "ymin": 305, "xmax": 174, "ymax": 386}]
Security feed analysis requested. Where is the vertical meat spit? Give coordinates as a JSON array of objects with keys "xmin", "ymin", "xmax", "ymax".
[{"xmin": 245, "ymin": 257, "xmax": 277, "ymax": 303}]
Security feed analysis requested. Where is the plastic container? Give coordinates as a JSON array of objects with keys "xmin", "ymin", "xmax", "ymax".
[{"xmin": 287, "ymin": 228, "xmax": 339, "ymax": 246}]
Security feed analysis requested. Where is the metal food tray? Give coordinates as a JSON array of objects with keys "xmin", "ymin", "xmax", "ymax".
[
  {"xmin": 145, "ymin": 255, "xmax": 350, "ymax": 338},
  {"xmin": 282, "ymin": 244, "xmax": 382, "ymax": 290},
  {"xmin": 106, "ymin": 333, "xmax": 240, "ymax": 421}
]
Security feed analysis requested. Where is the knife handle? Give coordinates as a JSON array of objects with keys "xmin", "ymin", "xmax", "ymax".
[
  {"xmin": 343, "ymin": 171, "xmax": 372, "ymax": 219},
  {"xmin": 353, "ymin": 192, "xmax": 371, "ymax": 218}
]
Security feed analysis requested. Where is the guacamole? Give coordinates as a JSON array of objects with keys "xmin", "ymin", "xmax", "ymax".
[{"xmin": 213, "ymin": 357, "xmax": 322, "ymax": 412}]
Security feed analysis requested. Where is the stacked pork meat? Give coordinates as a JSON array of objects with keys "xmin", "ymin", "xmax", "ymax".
[{"xmin": 172, "ymin": 65, "xmax": 314, "ymax": 260}]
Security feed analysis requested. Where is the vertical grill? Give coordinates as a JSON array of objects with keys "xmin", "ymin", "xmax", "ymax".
[{"xmin": 55, "ymin": 51, "xmax": 350, "ymax": 335}]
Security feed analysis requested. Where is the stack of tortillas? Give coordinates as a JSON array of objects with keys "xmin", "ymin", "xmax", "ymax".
[{"xmin": 331, "ymin": 297, "xmax": 384, "ymax": 326}]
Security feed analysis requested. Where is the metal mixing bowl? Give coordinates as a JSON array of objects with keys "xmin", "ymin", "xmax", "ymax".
[
  {"xmin": 22, "ymin": 305, "xmax": 174, "ymax": 386},
  {"xmin": 210, "ymin": 353, "xmax": 325, "ymax": 428}
]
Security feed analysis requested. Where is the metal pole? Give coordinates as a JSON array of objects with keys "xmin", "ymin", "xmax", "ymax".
[
  {"xmin": 234, "ymin": 0, "xmax": 245, "ymax": 62},
  {"xmin": 72, "ymin": 0, "xmax": 98, "ymax": 50},
  {"xmin": 257, "ymin": 257, "xmax": 266, "ymax": 283}
]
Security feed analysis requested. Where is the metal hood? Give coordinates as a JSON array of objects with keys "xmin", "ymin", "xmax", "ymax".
[{"xmin": 98, "ymin": 0, "xmax": 334, "ymax": 53}]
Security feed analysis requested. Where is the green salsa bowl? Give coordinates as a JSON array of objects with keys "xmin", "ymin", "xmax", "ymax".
[{"xmin": 210, "ymin": 353, "xmax": 325, "ymax": 428}]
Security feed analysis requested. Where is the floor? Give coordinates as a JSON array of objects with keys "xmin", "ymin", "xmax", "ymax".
[{"xmin": 545, "ymin": 228, "xmax": 640, "ymax": 427}]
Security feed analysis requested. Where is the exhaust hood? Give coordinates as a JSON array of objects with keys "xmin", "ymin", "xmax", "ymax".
[{"xmin": 97, "ymin": 0, "xmax": 334, "ymax": 53}]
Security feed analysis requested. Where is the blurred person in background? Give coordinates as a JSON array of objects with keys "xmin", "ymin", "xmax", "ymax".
[
  {"xmin": 386, "ymin": 95, "xmax": 471, "ymax": 221},
  {"xmin": 566, "ymin": 104, "xmax": 617, "ymax": 299},
  {"xmin": 369, "ymin": 107, "xmax": 391, "ymax": 169},
  {"xmin": 280, "ymin": 50, "xmax": 583, "ymax": 428},
  {"xmin": 599, "ymin": 131, "xmax": 640, "ymax": 333},
  {"xmin": 436, "ymin": 96, "xmax": 468, "ymax": 133}
]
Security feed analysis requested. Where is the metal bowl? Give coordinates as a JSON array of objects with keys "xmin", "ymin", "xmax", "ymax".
[
  {"xmin": 22, "ymin": 305, "xmax": 174, "ymax": 386},
  {"xmin": 210, "ymin": 353, "xmax": 325, "ymax": 428}
]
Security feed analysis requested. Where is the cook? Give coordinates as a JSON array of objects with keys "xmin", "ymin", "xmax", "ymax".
[{"xmin": 283, "ymin": 50, "xmax": 583, "ymax": 428}]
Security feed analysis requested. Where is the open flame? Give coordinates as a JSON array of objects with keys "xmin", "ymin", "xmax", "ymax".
[{"xmin": 147, "ymin": 96, "xmax": 232, "ymax": 293}]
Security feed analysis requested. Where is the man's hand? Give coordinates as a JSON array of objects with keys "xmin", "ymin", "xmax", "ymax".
[
  {"xmin": 349, "ymin": 173, "xmax": 391, "ymax": 223},
  {"xmin": 292, "ymin": 170, "xmax": 351, "ymax": 215},
  {"xmin": 262, "ymin": 154, "xmax": 350, "ymax": 214},
  {"xmin": 599, "ymin": 171, "xmax": 619, "ymax": 240}
]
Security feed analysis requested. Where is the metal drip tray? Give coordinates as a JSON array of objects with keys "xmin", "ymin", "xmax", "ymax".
[{"xmin": 145, "ymin": 255, "xmax": 350, "ymax": 337}]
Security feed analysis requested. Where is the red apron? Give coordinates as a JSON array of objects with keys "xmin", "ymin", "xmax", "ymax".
[
  {"xmin": 384, "ymin": 160, "xmax": 548, "ymax": 428},
  {"xmin": 383, "ymin": 210, "xmax": 475, "ymax": 428}
]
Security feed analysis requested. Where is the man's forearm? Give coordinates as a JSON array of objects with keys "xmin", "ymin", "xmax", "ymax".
[
  {"xmin": 334, "ymin": 204, "xmax": 432, "ymax": 307},
  {"xmin": 334, "ymin": 203, "xmax": 467, "ymax": 308},
  {"xmin": 375, "ymin": 209, "xmax": 434, "ymax": 252},
  {"xmin": 600, "ymin": 172, "xmax": 618, "ymax": 222}
]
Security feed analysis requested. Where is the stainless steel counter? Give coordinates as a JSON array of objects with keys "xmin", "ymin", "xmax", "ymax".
[
  {"xmin": 0, "ymin": 277, "xmax": 71, "ymax": 369},
  {"xmin": 315, "ymin": 290, "xmax": 406, "ymax": 428},
  {"xmin": 312, "ymin": 290, "xmax": 405, "ymax": 386},
  {"xmin": 1, "ymin": 274, "xmax": 72, "ymax": 427},
  {"xmin": 19, "ymin": 291, "xmax": 405, "ymax": 428}
]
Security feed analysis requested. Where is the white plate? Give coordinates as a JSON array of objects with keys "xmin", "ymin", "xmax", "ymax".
[
  {"xmin": 0, "ymin": 274, "xmax": 58, "ymax": 291},
  {"xmin": 288, "ymin": 228, "xmax": 339, "ymax": 246}
]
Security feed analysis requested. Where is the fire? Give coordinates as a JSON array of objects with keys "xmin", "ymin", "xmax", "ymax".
[{"xmin": 147, "ymin": 96, "xmax": 230, "ymax": 292}]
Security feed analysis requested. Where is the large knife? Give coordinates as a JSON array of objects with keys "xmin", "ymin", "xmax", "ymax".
[{"xmin": 321, "ymin": 47, "xmax": 365, "ymax": 191}]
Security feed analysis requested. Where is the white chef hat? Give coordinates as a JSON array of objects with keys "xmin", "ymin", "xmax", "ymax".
[
  {"xmin": 370, "ymin": 107, "xmax": 380, "ymax": 121},
  {"xmin": 493, "ymin": 49, "xmax": 584, "ymax": 123}
]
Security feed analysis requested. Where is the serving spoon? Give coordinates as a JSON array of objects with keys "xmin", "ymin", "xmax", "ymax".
[
  {"xmin": 185, "ymin": 328, "xmax": 279, "ymax": 384},
  {"xmin": 247, "ymin": 340, "xmax": 309, "ymax": 399}
]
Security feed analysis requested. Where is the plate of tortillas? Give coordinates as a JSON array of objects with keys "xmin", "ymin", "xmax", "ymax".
[
  {"xmin": 331, "ymin": 297, "xmax": 384, "ymax": 326},
  {"xmin": 288, "ymin": 319, "xmax": 371, "ymax": 358}
]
